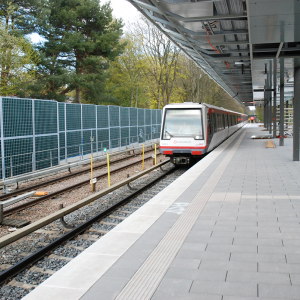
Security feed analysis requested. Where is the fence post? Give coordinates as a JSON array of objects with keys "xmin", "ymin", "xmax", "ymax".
[
  {"xmin": 10, "ymin": 157, "xmax": 12, "ymax": 178},
  {"xmin": 32, "ymin": 99, "xmax": 36, "ymax": 171},
  {"xmin": 64, "ymin": 103, "xmax": 67, "ymax": 163},
  {"xmin": 57, "ymin": 102, "xmax": 60, "ymax": 165}
]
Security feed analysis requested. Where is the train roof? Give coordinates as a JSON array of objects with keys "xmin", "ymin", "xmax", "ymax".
[{"xmin": 163, "ymin": 103, "xmax": 247, "ymax": 116}]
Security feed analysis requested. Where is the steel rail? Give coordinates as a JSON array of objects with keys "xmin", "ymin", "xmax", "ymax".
[
  {"xmin": 0, "ymin": 146, "xmax": 155, "ymax": 202},
  {"xmin": 0, "ymin": 165, "xmax": 175, "ymax": 284},
  {"xmin": 0, "ymin": 159, "xmax": 170, "ymax": 249},
  {"xmin": 3, "ymin": 153, "xmax": 161, "ymax": 216}
]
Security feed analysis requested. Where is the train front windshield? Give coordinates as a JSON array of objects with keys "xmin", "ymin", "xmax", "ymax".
[{"xmin": 162, "ymin": 109, "xmax": 203, "ymax": 139}]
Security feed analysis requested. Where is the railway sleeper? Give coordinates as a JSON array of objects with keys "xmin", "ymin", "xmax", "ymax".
[
  {"xmin": 0, "ymin": 264, "xmax": 12, "ymax": 271},
  {"xmin": 78, "ymin": 234, "xmax": 99, "ymax": 241},
  {"xmin": 100, "ymin": 221, "xmax": 118, "ymax": 226},
  {"xmin": 48, "ymin": 254, "xmax": 73, "ymax": 261},
  {"xmin": 87, "ymin": 228, "xmax": 108, "ymax": 234},
  {"xmin": 29, "ymin": 266, "xmax": 55, "ymax": 275},
  {"xmin": 108, "ymin": 215, "xmax": 126, "ymax": 220},
  {"xmin": 8, "ymin": 279, "xmax": 37, "ymax": 289},
  {"xmin": 117, "ymin": 210, "xmax": 133, "ymax": 214}
]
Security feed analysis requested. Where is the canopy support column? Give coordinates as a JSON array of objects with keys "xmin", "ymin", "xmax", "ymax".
[
  {"xmin": 293, "ymin": 58, "xmax": 300, "ymax": 161},
  {"xmin": 279, "ymin": 58, "xmax": 284, "ymax": 146}
]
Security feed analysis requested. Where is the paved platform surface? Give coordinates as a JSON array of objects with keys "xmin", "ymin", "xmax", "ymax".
[{"xmin": 23, "ymin": 124, "xmax": 300, "ymax": 300}]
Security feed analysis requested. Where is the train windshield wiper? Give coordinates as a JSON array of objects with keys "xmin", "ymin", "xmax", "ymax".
[{"xmin": 165, "ymin": 130, "xmax": 173, "ymax": 137}]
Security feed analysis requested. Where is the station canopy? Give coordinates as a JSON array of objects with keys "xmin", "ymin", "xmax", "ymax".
[{"xmin": 127, "ymin": 0, "xmax": 300, "ymax": 107}]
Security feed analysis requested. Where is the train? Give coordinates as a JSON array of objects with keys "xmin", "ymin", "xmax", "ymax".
[{"xmin": 159, "ymin": 102, "xmax": 248, "ymax": 165}]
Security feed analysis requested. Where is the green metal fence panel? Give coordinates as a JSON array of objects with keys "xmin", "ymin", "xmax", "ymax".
[
  {"xmin": 66, "ymin": 131, "xmax": 81, "ymax": 158},
  {"xmin": 3, "ymin": 98, "xmax": 32, "ymax": 137},
  {"xmin": 138, "ymin": 126, "xmax": 145, "ymax": 143},
  {"xmin": 110, "ymin": 127, "xmax": 120, "ymax": 148},
  {"xmin": 121, "ymin": 127, "xmax": 129, "ymax": 146},
  {"xmin": 138, "ymin": 108, "xmax": 145, "ymax": 126},
  {"xmin": 130, "ymin": 108, "xmax": 137, "ymax": 126},
  {"xmin": 35, "ymin": 135, "xmax": 58, "ymax": 170},
  {"xmin": 4, "ymin": 138, "xmax": 33, "ymax": 177},
  {"xmin": 58, "ymin": 103, "xmax": 65, "ymax": 132},
  {"xmin": 145, "ymin": 125, "xmax": 151, "ymax": 141},
  {"xmin": 145, "ymin": 109, "xmax": 151, "ymax": 125},
  {"xmin": 82, "ymin": 129, "xmax": 96, "ymax": 155},
  {"xmin": 109, "ymin": 106, "xmax": 120, "ymax": 127},
  {"xmin": 66, "ymin": 103, "xmax": 81, "ymax": 131},
  {"xmin": 97, "ymin": 106, "xmax": 109, "ymax": 129},
  {"xmin": 82, "ymin": 105, "xmax": 96, "ymax": 129},
  {"xmin": 98, "ymin": 129, "xmax": 109, "ymax": 151},
  {"xmin": 120, "ymin": 107, "xmax": 129, "ymax": 127},
  {"xmin": 35, "ymin": 100, "xmax": 57, "ymax": 135},
  {"xmin": 59, "ymin": 132, "xmax": 65, "ymax": 160},
  {"xmin": 130, "ymin": 127, "xmax": 138, "ymax": 143}
]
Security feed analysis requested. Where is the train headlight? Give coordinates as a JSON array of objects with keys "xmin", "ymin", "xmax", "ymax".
[
  {"xmin": 194, "ymin": 135, "xmax": 201, "ymax": 140},
  {"xmin": 165, "ymin": 134, "xmax": 171, "ymax": 140}
]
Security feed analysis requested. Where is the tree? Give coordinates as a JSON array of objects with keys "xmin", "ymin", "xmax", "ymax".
[
  {"xmin": 130, "ymin": 18, "xmax": 181, "ymax": 109},
  {"xmin": 0, "ymin": 1, "xmax": 39, "ymax": 96},
  {"xmin": 106, "ymin": 33, "xmax": 148, "ymax": 107},
  {"xmin": 32, "ymin": 0, "xmax": 124, "ymax": 103}
]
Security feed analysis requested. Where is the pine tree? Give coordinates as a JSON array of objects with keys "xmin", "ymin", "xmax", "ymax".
[{"xmin": 32, "ymin": 0, "xmax": 124, "ymax": 103}]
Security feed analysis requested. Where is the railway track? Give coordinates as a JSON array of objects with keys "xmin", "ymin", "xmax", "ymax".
[
  {"xmin": 0, "ymin": 163, "xmax": 187, "ymax": 299},
  {"xmin": 0, "ymin": 146, "xmax": 156, "ymax": 202},
  {"xmin": 2, "ymin": 151, "xmax": 162, "ymax": 217}
]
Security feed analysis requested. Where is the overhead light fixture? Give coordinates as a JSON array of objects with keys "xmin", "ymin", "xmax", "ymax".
[{"xmin": 235, "ymin": 62, "xmax": 246, "ymax": 65}]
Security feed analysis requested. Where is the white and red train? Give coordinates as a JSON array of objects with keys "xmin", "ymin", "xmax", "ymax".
[{"xmin": 159, "ymin": 102, "xmax": 248, "ymax": 165}]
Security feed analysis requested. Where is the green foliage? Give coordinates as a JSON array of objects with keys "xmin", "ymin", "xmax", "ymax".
[
  {"xmin": 0, "ymin": 1, "xmax": 39, "ymax": 96},
  {"xmin": 31, "ymin": 0, "xmax": 125, "ymax": 103}
]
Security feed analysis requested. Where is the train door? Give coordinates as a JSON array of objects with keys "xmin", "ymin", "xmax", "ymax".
[{"xmin": 207, "ymin": 112, "xmax": 214, "ymax": 148}]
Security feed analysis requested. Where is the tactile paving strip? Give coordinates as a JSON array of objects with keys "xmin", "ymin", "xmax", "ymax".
[{"xmin": 115, "ymin": 129, "xmax": 247, "ymax": 300}]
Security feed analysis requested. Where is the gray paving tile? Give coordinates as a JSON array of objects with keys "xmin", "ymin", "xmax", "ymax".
[
  {"xmin": 230, "ymin": 253, "xmax": 286, "ymax": 263},
  {"xmin": 259, "ymin": 284, "xmax": 300, "ymax": 299},
  {"xmin": 185, "ymin": 236, "xmax": 233, "ymax": 245},
  {"xmin": 80, "ymin": 290, "xmax": 120, "ymax": 300},
  {"xmin": 169, "ymin": 258, "xmax": 201, "ymax": 269},
  {"xmin": 102, "ymin": 267, "xmax": 138, "ymax": 279},
  {"xmin": 191, "ymin": 225, "xmax": 235, "ymax": 232},
  {"xmin": 151, "ymin": 291, "xmax": 222, "ymax": 300},
  {"xmin": 258, "ymin": 245, "xmax": 300, "ymax": 255},
  {"xmin": 190, "ymin": 281, "xmax": 257, "ymax": 297},
  {"xmin": 156, "ymin": 278, "xmax": 193, "ymax": 293},
  {"xmin": 222, "ymin": 296, "xmax": 277, "ymax": 300},
  {"xmin": 206, "ymin": 244, "xmax": 257, "ymax": 253},
  {"xmin": 212, "ymin": 231, "xmax": 257, "ymax": 239},
  {"xmin": 257, "ymin": 232, "xmax": 290, "ymax": 239},
  {"xmin": 290, "ymin": 273, "xmax": 300, "ymax": 285},
  {"xmin": 181, "ymin": 243, "xmax": 207, "ymax": 252},
  {"xmin": 199, "ymin": 260, "xmax": 257, "ymax": 272},
  {"xmin": 186, "ymin": 230, "xmax": 212, "ymax": 237},
  {"xmin": 176, "ymin": 250, "xmax": 230, "ymax": 261},
  {"xmin": 283, "ymin": 239, "xmax": 300, "ymax": 247},
  {"xmin": 226, "ymin": 270, "xmax": 291, "ymax": 285},
  {"xmin": 165, "ymin": 268, "xmax": 226, "ymax": 281},
  {"xmin": 236, "ymin": 226, "xmax": 280, "ymax": 233},
  {"xmin": 90, "ymin": 277, "xmax": 128, "ymax": 291},
  {"xmin": 233, "ymin": 238, "xmax": 282, "ymax": 247},
  {"xmin": 110, "ymin": 257, "xmax": 145, "ymax": 269},
  {"xmin": 286, "ymin": 254, "xmax": 300, "ymax": 264}
]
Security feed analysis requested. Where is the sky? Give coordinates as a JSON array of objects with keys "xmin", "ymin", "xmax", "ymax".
[{"xmin": 105, "ymin": 0, "xmax": 141, "ymax": 26}]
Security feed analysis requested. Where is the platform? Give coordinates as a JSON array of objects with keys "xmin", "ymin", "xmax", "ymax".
[{"xmin": 23, "ymin": 124, "xmax": 300, "ymax": 300}]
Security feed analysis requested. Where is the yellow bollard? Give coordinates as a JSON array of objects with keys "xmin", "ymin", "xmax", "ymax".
[
  {"xmin": 142, "ymin": 144, "xmax": 145, "ymax": 170},
  {"xmin": 91, "ymin": 154, "xmax": 94, "ymax": 192},
  {"xmin": 107, "ymin": 153, "xmax": 111, "ymax": 187},
  {"xmin": 155, "ymin": 143, "xmax": 157, "ymax": 165}
]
